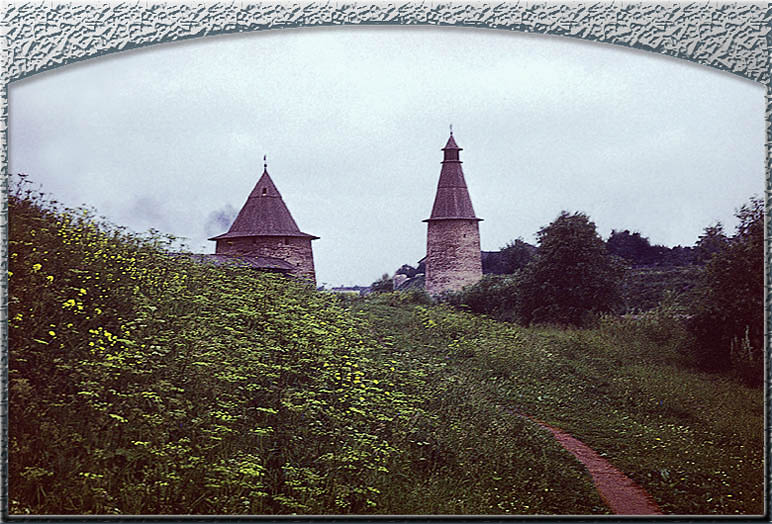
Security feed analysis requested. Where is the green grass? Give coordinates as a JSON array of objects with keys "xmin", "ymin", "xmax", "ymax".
[
  {"xmin": 8, "ymin": 180, "xmax": 763, "ymax": 515},
  {"xmin": 352, "ymin": 296, "xmax": 764, "ymax": 515},
  {"xmin": 348, "ymin": 295, "xmax": 607, "ymax": 515},
  {"xmin": 9, "ymin": 182, "xmax": 604, "ymax": 515}
]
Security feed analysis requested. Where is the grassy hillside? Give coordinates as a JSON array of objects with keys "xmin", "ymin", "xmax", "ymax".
[
  {"xmin": 352, "ymin": 295, "xmax": 763, "ymax": 515},
  {"xmin": 9, "ymin": 184, "xmax": 603, "ymax": 515},
  {"xmin": 8, "ymin": 182, "xmax": 762, "ymax": 515}
]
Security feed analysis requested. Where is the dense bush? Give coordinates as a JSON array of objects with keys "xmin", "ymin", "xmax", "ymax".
[
  {"xmin": 618, "ymin": 266, "xmax": 701, "ymax": 313},
  {"xmin": 516, "ymin": 212, "xmax": 623, "ymax": 326},
  {"xmin": 498, "ymin": 239, "xmax": 536, "ymax": 273},
  {"xmin": 687, "ymin": 197, "xmax": 764, "ymax": 384},
  {"xmin": 693, "ymin": 223, "xmax": 728, "ymax": 265},
  {"xmin": 598, "ymin": 292, "xmax": 694, "ymax": 366},
  {"xmin": 369, "ymin": 273, "xmax": 393, "ymax": 293},
  {"xmin": 443, "ymin": 274, "xmax": 521, "ymax": 322},
  {"xmin": 606, "ymin": 229, "xmax": 662, "ymax": 267}
]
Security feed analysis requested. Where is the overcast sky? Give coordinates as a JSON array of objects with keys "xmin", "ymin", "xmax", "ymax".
[{"xmin": 9, "ymin": 26, "xmax": 765, "ymax": 286}]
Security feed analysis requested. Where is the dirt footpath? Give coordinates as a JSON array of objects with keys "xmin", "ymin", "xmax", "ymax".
[{"xmin": 533, "ymin": 418, "xmax": 663, "ymax": 515}]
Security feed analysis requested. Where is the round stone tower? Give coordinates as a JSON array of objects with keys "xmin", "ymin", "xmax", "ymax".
[
  {"xmin": 424, "ymin": 132, "xmax": 483, "ymax": 294},
  {"xmin": 209, "ymin": 160, "xmax": 318, "ymax": 283}
]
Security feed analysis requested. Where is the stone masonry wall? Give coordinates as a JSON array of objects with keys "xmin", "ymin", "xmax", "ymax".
[
  {"xmin": 425, "ymin": 219, "xmax": 482, "ymax": 294},
  {"xmin": 215, "ymin": 236, "xmax": 316, "ymax": 284}
]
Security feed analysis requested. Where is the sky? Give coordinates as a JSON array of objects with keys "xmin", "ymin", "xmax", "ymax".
[{"xmin": 8, "ymin": 26, "xmax": 765, "ymax": 287}]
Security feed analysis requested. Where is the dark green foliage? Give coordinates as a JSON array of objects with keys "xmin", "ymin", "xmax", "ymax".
[
  {"xmin": 369, "ymin": 273, "xmax": 393, "ymax": 293},
  {"xmin": 483, "ymin": 239, "xmax": 536, "ymax": 275},
  {"xmin": 499, "ymin": 239, "xmax": 536, "ymax": 273},
  {"xmin": 444, "ymin": 274, "xmax": 520, "ymax": 322},
  {"xmin": 516, "ymin": 212, "xmax": 623, "ymax": 326},
  {"xmin": 693, "ymin": 222, "xmax": 728, "ymax": 265},
  {"xmin": 606, "ymin": 230, "xmax": 695, "ymax": 268},
  {"xmin": 663, "ymin": 245, "xmax": 697, "ymax": 266},
  {"xmin": 687, "ymin": 198, "xmax": 763, "ymax": 384},
  {"xmin": 606, "ymin": 230, "xmax": 661, "ymax": 266},
  {"xmin": 619, "ymin": 266, "xmax": 701, "ymax": 313},
  {"xmin": 599, "ymin": 295, "xmax": 695, "ymax": 365}
]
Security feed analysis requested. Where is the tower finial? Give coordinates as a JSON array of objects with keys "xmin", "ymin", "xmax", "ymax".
[
  {"xmin": 450, "ymin": 124, "xmax": 453, "ymax": 135},
  {"xmin": 263, "ymin": 154, "xmax": 267, "ymax": 170}
]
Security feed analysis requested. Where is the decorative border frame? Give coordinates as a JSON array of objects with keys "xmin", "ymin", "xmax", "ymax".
[{"xmin": 0, "ymin": 1, "xmax": 770, "ymax": 518}]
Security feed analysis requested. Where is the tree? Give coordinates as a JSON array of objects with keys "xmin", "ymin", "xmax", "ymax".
[
  {"xmin": 452, "ymin": 274, "xmax": 521, "ymax": 322},
  {"xmin": 499, "ymin": 238, "xmax": 536, "ymax": 273},
  {"xmin": 688, "ymin": 197, "xmax": 763, "ymax": 383},
  {"xmin": 606, "ymin": 229, "xmax": 656, "ymax": 266},
  {"xmin": 369, "ymin": 273, "xmax": 393, "ymax": 294},
  {"xmin": 516, "ymin": 211, "xmax": 623, "ymax": 326},
  {"xmin": 694, "ymin": 222, "xmax": 728, "ymax": 264}
]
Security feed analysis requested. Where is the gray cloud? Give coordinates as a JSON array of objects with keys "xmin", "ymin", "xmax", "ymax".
[
  {"xmin": 204, "ymin": 203, "xmax": 238, "ymax": 238},
  {"xmin": 124, "ymin": 195, "xmax": 171, "ymax": 233}
]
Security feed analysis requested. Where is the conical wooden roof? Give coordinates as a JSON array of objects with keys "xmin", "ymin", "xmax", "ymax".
[
  {"xmin": 425, "ymin": 133, "xmax": 482, "ymax": 222},
  {"xmin": 209, "ymin": 165, "xmax": 318, "ymax": 240}
]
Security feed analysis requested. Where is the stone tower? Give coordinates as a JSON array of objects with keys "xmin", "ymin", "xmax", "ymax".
[
  {"xmin": 209, "ymin": 160, "xmax": 318, "ymax": 283},
  {"xmin": 424, "ymin": 132, "xmax": 483, "ymax": 294}
]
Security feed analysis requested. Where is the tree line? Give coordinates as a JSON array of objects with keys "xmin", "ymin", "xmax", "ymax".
[{"xmin": 378, "ymin": 198, "xmax": 764, "ymax": 385}]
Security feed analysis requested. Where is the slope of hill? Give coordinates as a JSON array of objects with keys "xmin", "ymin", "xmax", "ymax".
[
  {"xmin": 351, "ymin": 294, "xmax": 763, "ymax": 516},
  {"xmin": 8, "ymin": 184, "xmax": 602, "ymax": 515},
  {"xmin": 8, "ymin": 183, "xmax": 762, "ymax": 515}
]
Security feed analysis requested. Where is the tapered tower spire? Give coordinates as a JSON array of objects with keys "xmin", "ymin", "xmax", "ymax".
[{"xmin": 424, "ymin": 132, "xmax": 483, "ymax": 294}]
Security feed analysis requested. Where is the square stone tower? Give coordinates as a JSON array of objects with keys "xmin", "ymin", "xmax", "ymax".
[
  {"xmin": 209, "ymin": 160, "xmax": 318, "ymax": 284},
  {"xmin": 424, "ymin": 132, "xmax": 483, "ymax": 294}
]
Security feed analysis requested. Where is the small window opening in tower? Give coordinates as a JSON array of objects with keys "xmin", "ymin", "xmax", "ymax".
[
  {"xmin": 262, "ymin": 188, "xmax": 267, "ymax": 196},
  {"xmin": 284, "ymin": 237, "xmax": 288, "ymax": 245}
]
